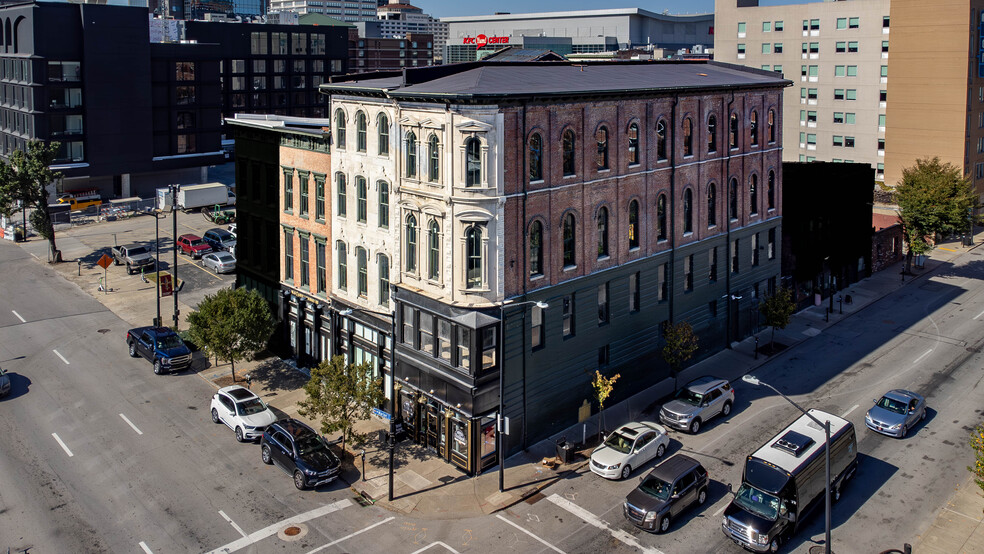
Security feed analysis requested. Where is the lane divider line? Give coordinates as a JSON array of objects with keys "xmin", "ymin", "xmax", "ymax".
[
  {"xmin": 305, "ymin": 516, "xmax": 396, "ymax": 554},
  {"xmin": 975, "ymin": 308, "xmax": 984, "ymax": 321},
  {"xmin": 119, "ymin": 413, "xmax": 144, "ymax": 435},
  {"xmin": 53, "ymin": 349, "xmax": 70, "ymax": 365},
  {"xmin": 204, "ymin": 498, "xmax": 353, "ymax": 554},
  {"xmin": 11, "ymin": 310, "xmax": 25, "ymax": 323},
  {"xmin": 138, "ymin": 541, "xmax": 154, "ymax": 554},
  {"xmin": 52, "ymin": 433, "xmax": 73, "ymax": 457},
  {"xmin": 219, "ymin": 510, "xmax": 248, "ymax": 539},
  {"xmin": 546, "ymin": 493, "xmax": 660, "ymax": 554},
  {"xmin": 913, "ymin": 349, "xmax": 933, "ymax": 365},
  {"xmin": 495, "ymin": 514, "xmax": 566, "ymax": 554},
  {"xmin": 841, "ymin": 404, "xmax": 859, "ymax": 418}
]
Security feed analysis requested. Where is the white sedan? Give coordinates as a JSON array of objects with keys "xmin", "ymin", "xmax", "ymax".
[
  {"xmin": 210, "ymin": 385, "xmax": 277, "ymax": 442},
  {"xmin": 590, "ymin": 421, "xmax": 670, "ymax": 480}
]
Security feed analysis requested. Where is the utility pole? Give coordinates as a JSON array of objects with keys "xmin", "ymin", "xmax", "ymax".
[{"xmin": 171, "ymin": 184, "xmax": 180, "ymax": 330}]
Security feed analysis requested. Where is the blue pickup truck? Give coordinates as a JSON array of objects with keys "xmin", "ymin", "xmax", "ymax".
[{"xmin": 126, "ymin": 326, "xmax": 193, "ymax": 374}]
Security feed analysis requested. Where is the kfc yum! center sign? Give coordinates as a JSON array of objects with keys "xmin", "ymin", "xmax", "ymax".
[{"xmin": 463, "ymin": 34, "xmax": 509, "ymax": 47}]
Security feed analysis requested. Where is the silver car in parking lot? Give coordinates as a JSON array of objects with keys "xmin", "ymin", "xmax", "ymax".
[
  {"xmin": 659, "ymin": 376, "xmax": 735, "ymax": 434},
  {"xmin": 865, "ymin": 389, "xmax": 926, "ymax": 438},
  {"xmin": 201, "ymin": 251, "xmax": 236, "ymax": 274}
]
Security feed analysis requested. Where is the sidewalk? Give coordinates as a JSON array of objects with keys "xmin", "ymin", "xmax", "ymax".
[{"xmin": 914, "ymin": 477, "xmax": 984, "ymax": 554}]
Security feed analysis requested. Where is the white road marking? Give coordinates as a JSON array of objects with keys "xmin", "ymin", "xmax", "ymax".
[
  {"xmin": 138, "ymin": 541, "xmax": 154, "ymax": 554},
  {"xmin": 712, "ymin": 501, "xmax": 729, "ymax": 517},
  {"xmin": 546, "ymin": 494, "xmax": 660, "ymax": 554},
  {"xmin": 204, "ymin": 498, "xmax": 352, "ymax": 554},
  {"xmin": 409, "ymin": 542, "xmax": 461, "ymax": 554},
  {"xmin": 119, "ymin": 413, "xmax": 144, "ymax": 435},
  {"xmin": 52, "ymin": 433, "xmax": 73, "ymax": 457},
  {"xmin": 841, "ymin": 404, "xmax": 859, "ymax": 418},
  {"xmin": 53, "ymin": 349, "xmax": 70, "ymax": 365},
  {"xmin": 305, "ymin": 516, "xmax": 396, "ymax": 554},
  {"xmin": 913, "ymin": 349, "xmax": 933, "ymax": 365},
  {"xmin": 495, "ymin": 514, "xmax": 566, "ymax": 554},
  {"xmin": 11, "ymin": 310, "xmax": 25, "ymax": 322},
  {"xmin": 974, "ymin": 308, "xmax": 984, "ymax": 320},
  {"xmin": 219, "ymin": 510, "xmax": 248, "ymax": 538},
  {"xmin": 944, "ymin": 506, "xmax": 983, "ymax": 522}
]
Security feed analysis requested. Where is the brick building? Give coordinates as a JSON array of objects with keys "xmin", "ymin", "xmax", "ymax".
[{"xmin": 871, "ymin": 212, "xmax": 903, "ymax": 272}]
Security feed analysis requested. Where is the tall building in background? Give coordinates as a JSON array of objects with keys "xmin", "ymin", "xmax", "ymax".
[
  {"xmin": 267, "ymin": 0, "xmax": 376, "ymax": 22},
  {"xmin": 715, "ymin": 0, "xmax": 891, "ymax": 181},
  {"xmin": 372, "ymin": 0, "xmax": 447, "ymax": 63}
]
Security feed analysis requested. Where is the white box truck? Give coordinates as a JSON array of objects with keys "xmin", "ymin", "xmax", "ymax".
[{"xmin": 177, "ymin": 183, "xmax": 231, "ymax": 211}]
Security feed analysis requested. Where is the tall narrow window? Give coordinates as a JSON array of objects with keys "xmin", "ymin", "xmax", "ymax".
[
  {"xmin": 428, "ymin": 134, "xmax": 440, "ymax": 182},
  {"xmin": 656, "ymin": 119, "xmax": 667, "ymax": 161},
  {"xmin": 531, "ymin": 305, "xmax": 544, "ymax": 348},
  {"xmin": 405, "ymin": 131, "xmax": 417, "ymax": 178},
  {"xmin": 336, "ymin": 241, "xmax": 346, "ymax": 290},
  {"xmin": 627, "ymin": 123, "xmax": 639, "ymax": 165},
  {"xmin": 682, "ymin": 117, "xmax": 693, "ymax": 156},
  {"xmin": 628, "ymin": 200, "xmax": 639, "ymax": 249},
  {"xmin": 729, "ymin": 178, "xmax": 739, "ymax": 220},
  {"xmin": 283, "ymin": 168, "xmax": 293, "ymax": 212},
  {"xmin": 562, "ymin": 294, "xmax": 575, "ymax": 337},
  {"xmin": 378, "ymin": 255, "xmax": 390, "ymax": 306},
  {"xmin": 657, "ymin": 194, "xmax": 667, "ymax": 241},
  {"xmin": 529, "ymin": 132, "xmax": 543, "ymax": 181},
  {"xmin": 284, "ymin": 230, "xmax": 294, "ymax": 281},
  {"xmin": 683, "ymin": 188, "xmax": 693, "ymax": 233},
  {"xmin": 596, "ymin": 126, "xmax": 609, "ymax": 170},
  {"xmin": 356, "ymin": 176, "xmax": 367, "ymax": 223},
  {"xmin": 315, "ymin": 174, "xmax": 325, "ymax": 221},
  {"xmin": 405, "ymin": 214, "xmax": 417, "ymax": 272},
  {"xmin": 378, "ymin": 181, "xmax": 389, "ymax": 228},
  {"xmin": 749, "ymin": 175, "xmax": 759, "ymax": 215},
  {"xmin": 750, "ymin": 110, "xmax": 759, "ymax": 146},
  {"xmin": 355, "ymin": 111, "xmax": 367, "ymax": 152},
  {"xmin": 465, "ymin": 226, "xmax": 482, "ymax": 289},
  {"xmin": 428, "ymin": 220, "xmax": 440, "ymax": 280},
  {"xmin": 562, "ymin": 213, "xmax": 576, "ymax": 267},
  {"xmin": 707, "ymin": 183, "xmax": 717, "ymax": 227},
  {"xmin": 768, "ymin": 227, "xmax": 776, "ymax": 260},
  {"xmin": 709, "ymin": 247, "xmax": 718, "ymax": 283},
  {"xmin": 729, "ymin": 113, "xmax": 739, "ymax": 149},
  {"xmin": 529, "ymin": 220, "xmax": 543, "ymax": 276},
  {"xmin": 378, "ymin": 113, "xmax": 389, "ymax": 155},
  {"xmin": 707, "ymin": 114, "xmax": 717, "ymax": 153},
  {"xmin": 597, "ymin": 283, "xmax": 609, "ymax": 324},
  {"xmin": 684, "ymin": 254, "xmax": 694, "ymax": 291},
  {"xmin": 732, "ymin": 239, "xmax": 740, "ymax": 273},
  {"xmin": 658, "ymin": 263, "xmax": 668, "ymax": 301},
  {"xmin": 300, "ymin": 237, "xmax": 310, "ymax": 287},
  {"xmin": 298, "ymin": 172, "xmax": 309, "ymax": 217},
  {"xmin": 335, "ymin": 173, "xmax": 346, "ymax": 217},
  {"xmin": 767, "ymin": 109, "xmax": 776, "ymax": 143},
  {"xmin": 751, "ymin": 233, "xmax": 760, "ymax": 266},
  {"xmin": 357, "ymin": 247, "xmax": 367, "ymax": 297},
  {"xmin": 466, "ymin": 137, "xmax": 481, "ymax": 186},
  {"xmin": 628, "ymin": 272, "xmax": 640, "ymax": 312},
  {"xmin": 597, "ymin": 207, "xmax": 609, "ymax": 258},
  {"xmin": 334, "ymin": 109, "xmax": 346, "ymax": 149},
  {"xmin": 562, "ymin": 130, "xmax": 576, "ymax": 176},
  {"xmin": 767, "ymin": 171, "xmax": 775, "ymax": 210}
]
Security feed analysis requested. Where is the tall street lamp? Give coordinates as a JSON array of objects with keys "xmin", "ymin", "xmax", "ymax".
[
  {"xmin": 742, "ymin": 374, "xmax": 832, "ymax": 554},
  {"xmin": 152, "ymin": 208, "xmax": 165, "ymax": 326},
  {"xmin": 498, "ymin": 299, "xmax": 549, "ymax": 493},
  {"xmin": 170, "ymin": 184, "xmax": 180, "ymax": 330}
]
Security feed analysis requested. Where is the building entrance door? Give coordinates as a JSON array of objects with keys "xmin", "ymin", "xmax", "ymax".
[{"xmin": 425, "ymin": 405, "xmax": 444, "ymax": 454}]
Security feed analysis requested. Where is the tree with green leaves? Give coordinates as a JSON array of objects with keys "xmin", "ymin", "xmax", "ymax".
[
  {"xmin": 187, "ymin": 287, "xmax": 275, "ymax": 382},
  {"xmin": 759, "ymin": 287, "xmax": 796, "ymax": 352},
  {"xmin": 298, "ymin": 355, "xmax": 384, "ymax": 453},
  {"xmin": 0, "ymin": 141, "xmax": 62, "ymax": 261},
  {"xmin": 661, "ymin": 321, "xmax": 699, "ymax": 389},
  {"xmin": 592, "ymin": 370, "xmax": 620, "ymax": 440},
  {"xmin": 895, "ymin": 157, "xmax": 979, "ymax": 273}
]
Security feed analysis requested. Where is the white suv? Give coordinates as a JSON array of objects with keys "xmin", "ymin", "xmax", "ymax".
[{"xmin": 210, "ymin": 385, "xmax": 277, "ymax": 442}]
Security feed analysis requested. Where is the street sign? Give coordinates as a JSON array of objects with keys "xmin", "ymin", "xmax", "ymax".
[
  {"xmin": 97, "ymin": 253, "xmax": 113, "ymax": 269},
  {"xmin": 160, "ymin": 273, "xmax": 173, "ymax": 297}
]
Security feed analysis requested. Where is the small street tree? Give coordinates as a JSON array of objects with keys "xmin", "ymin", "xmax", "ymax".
[
  {"xmin": 298, "ymin": 355, "xmax": 384, "ymax": 453},
  {"xmin": 187, "ymin": 287, "xmax": 275, "ymax": 381},
  {"xmin": 592, "ymin": 370, "xmax": 620, "ymax": 441},
  {"xmin": 661, "ymin": 321, "xmax": 699, "ymax": 389},
  {"xmin": 759, "ymin": 287, "xmax": 796, "ymax": 352},
  {"xmin": 0, "ymin": 141, "xmax": 62, "ymax": 261},
  {"xmin": 895, "ymin": 157, "xmax": 978, "ymax": 273}
]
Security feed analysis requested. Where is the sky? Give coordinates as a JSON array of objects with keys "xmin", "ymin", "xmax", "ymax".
[{"xmin": 419, "ymin": 0, "xmax": 812, "ymax": 19}]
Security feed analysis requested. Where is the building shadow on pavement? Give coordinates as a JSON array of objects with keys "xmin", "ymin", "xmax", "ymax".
[{"xmin": 246, "ymin": 357, "xmax": 311, "ymax": 393}]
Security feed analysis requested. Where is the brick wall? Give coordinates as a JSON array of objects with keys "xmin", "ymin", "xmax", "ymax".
[
  {"xmin": 871, "ymin": 224, "xmax": 903, "ymax": 272},
  {"xmin": 279, "ymin": 144, "xmax": 332, "ymax": 296}
]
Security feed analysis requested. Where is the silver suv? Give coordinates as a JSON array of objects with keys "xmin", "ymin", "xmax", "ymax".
[{"xmin": 659, "ymin": 376, "xmax": 735, "ymax": 434}]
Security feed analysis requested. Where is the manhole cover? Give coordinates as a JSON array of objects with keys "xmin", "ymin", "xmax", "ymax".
[
  {"xmin": 277, "ymin": 523, "xmax": 308, "ymax": 542},
  {"xmin": 284, "ymin": 527, "xmax": 301, "ymax": 536}
]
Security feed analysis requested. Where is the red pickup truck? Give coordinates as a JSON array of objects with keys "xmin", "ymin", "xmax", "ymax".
[{"xmin": 176, "ymin": 234, "xmax": 212, "ymax": 259}]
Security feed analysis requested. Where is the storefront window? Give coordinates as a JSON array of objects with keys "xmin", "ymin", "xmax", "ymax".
[
  {"xmin": 457, "ymin": 327, "xmax": 471, "ymax": 370},
  {"xmin": 481, "ymin": 327, "xmax": 496, "ymax": 370},
  {"xmin": 481, "ymin": 417, "xmax": 496, "ymax": 459},
  {"xmin": 450, "ymin": 418, "xmax": 468, "ymax": 457}
]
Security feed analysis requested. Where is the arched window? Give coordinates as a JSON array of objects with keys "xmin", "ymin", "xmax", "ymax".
[
  {"xmin": 529, "ymin": 133, "xmax": 543, "ymax": 181},
  {"xmin": 356, "ymin": 176, "xmax": 367, "ymax": 223},
  {"xmin": 750, "ymin": 110, "xmax": 759, "ymax": 146},
  {"xmin": 683, "ymin": 188, "xmax": 693, "ymax": 233},
  {"xmin": 767, "ymin": 109, "xmax": 776, "ymax": 144},
  {"xmin": 596, "ymin": 126, "xmax": 609, "ymax": 170},
  {"xmin": 405, "ymin": 214, "xmax": 417, "ymax": 272},
  {"xmin": 378, "ymin": 254, "xmax": 390, "ymax": 306},
  {"xmin": 707, "ymin": 114, "xmax": 717, "ymax": 153},
  {"xmin": 428, "ymin": 134, "xmax": 440, "ymax": 182},
  {"xmin": 729, "ymin": 178, "xmax": 739, "ymax": 220},
  {"xmin": 334, "ymin": 109, "xmax": 346, "ymax": 149},
  {"xmin": 749, "ymin": 174, "xmax": 759, "ymax": 215},
  {"xmin": 355, "ymin": 111, "xmax": 367, "ymax": 152},
  {"xmin": 621, "ymin": 123, "xmax": 637, "ymax": 166},
  {"xmin": 337, "ymin": 241, "xmax": 348, "ymax": 290},
  {"xmin": 729, "ymin": 113, "xmax": 739, "ymax": 149},
  {"xmin": 428, "ymin": 220, "xmax": 440, "ymax": 280},
  {"xmin": 682, "ymin": 117, "xmax": 693, "ymax": 157},
  {"xmin": 768, "ymin": 170, "xmax": 776, "ymax": 210},
  {"xmin": 465, "ymin": 226, "xmax": 483, "ymax": 289},
  {"xmin": 529, "ymin": 220, "xmax": 543, "ymax": 277},
  {"xmin": 657, "ymin": 194, "xmax": 667, "ymax": 241},
  {"xmin": 628, "ymin": 200, "xmax": 639, "ymax": 249},
  {"xmin": 377, "ymin": 113, "xmax": 390, "ymax": 155},
  {"xmin": 405, "ymin": 131, "xmax": 417, "ymax": 178},
  {"xmin": 562, "ymin": 129, "xmax": 576, "ymax": 176},
  {"xmin": 656, "ymin": 119, "xmax": 668, "ymax": 161},
  {"xmin": 356, "ymin": 246, "xmax": 368, "ymax": 297},
  {"xmin": 597, "ymin": 206, "xmax": 609, "ymax": 258},
  {"xmin": 562, "ymin": 213, "xmax": 576, "ymax": 267},
  {"xmin": 707, "ymin": 183, "xmax": 717, "ymax": 227},
  {"xmin": 466, "ymin": 137, "xmax": 481, "ymax": 186}
]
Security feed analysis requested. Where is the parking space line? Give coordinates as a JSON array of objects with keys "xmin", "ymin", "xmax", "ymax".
[
  {"xmin": 53, "ymin": 349, "xmax": 70, "ymax": 365},
  {"xmin": 841, "ymin": 404, "xmax": 859, "ymax": 418},
  {"xmin": 913, "ymin": 349, "xmax": 933, "ymax": 365},
  {"xmin": 119, "ymin": 413, "xmax": 144, "ymax": 435},
  {"xmin": 204, "ymin": 498, "xmax": 352, "ymax": 554},
  {"xmin": 409, "ymin": 542, "xmax": 461, "ymax": 554},
  {"xmin": 546, "ymin": 494, "xmax": 660, "ymax": 554},
  {"xmin": 52, "ymin": 433, "xmax": 74, "ymax": 457},
  {"xmin": 11, "ymin": 310, "xmax": 25, "ymax": 322},
  {"xmin": 138, "ymin": 541, "xmax": 154, "ymax": 554},
  {"xmin": 974, "ymin": 308, "xmax": 984, "ymax": 320},
  {"xmin": 496, "ymin": 514, "xmax": 566, "ymax": 554},
  {"xmin": 219, "ymin": 510, "xmax": 248, "ymax": 539},
  {"xmin": 712, "ymin": 501, "xmax": 729, "ymax": 518},
  {"xmin": 305, "ymin": 516, "xmax": 395, "ymax": 554}
]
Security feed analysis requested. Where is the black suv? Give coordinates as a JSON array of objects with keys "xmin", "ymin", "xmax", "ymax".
[
  {"xmin": 623, "ymin": 454, "xmax": 709, "ymax": 533},
  {"xmin": 260, "ymin": 419, "xmax": 341, "ymax": 490}
]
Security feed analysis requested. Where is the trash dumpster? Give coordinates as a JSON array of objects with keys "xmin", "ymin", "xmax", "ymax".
[{"xmin": 555, "ymin": 438, "xmax": 575, "ymax": 464}]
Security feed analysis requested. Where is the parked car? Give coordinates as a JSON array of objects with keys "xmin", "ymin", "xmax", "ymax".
[
  {"xmin": 624, "ymin": 454, "xmax": 709, "ymax": 533},
  {"xmin": 0, "ymin": 366, "xmax": 10, "ymax": 398},
  {"xmin": 201, "ymin": 251, "xmax": 236, "ymax": 274},
  {"xmin": 227, "ymin": 223, "xmax": 236, "ymax": 238},
  {"xmin": 590, "ymin": 421, "xmax": 669, "ymax": 480},
  {"xmin": 659, "ymin": 376, "xmax": 735, "ymax": 434},
  {"xmin": 125, "ymin": 326, "xmax": 193, "ymax": 374},
  {"xmin": 865, "ymin": 389, "xmax": 927, "ymax": 438},
  {"xmin": 260, "ymin": 419, "xmax": 341, "ymax": 490},
  {"xmin": 176, "ymin": 234, "xmax": 212, "ymax": 259},
  {"xmin": 210, "ymin": 385, "xmax": 277, "ymax": 442},
  {"xmin": 110, "ymin": 244, "xmax": 155, "ymax": 275},
  {"xmin": 202, "ymin": 228, "xmax": 237, "ymax": 253}
]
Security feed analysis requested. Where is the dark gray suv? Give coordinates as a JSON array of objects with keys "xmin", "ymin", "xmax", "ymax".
[
  {"xmin": 260, "ymin": 419, "xmax": 341, "ymax": 490},
  {"xmin": 623, "ymin": 454, "xmax": 709, "ymax": 533}
]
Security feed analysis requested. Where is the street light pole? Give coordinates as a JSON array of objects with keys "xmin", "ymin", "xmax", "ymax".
[
  {"xmin": 155, "ymin": 210, "xmax": 161, "ymax": 326},
  {"xmin": 743, "ymin": 374, "xmax": 831, "ymax": 554},
  {"xmin": 171, "ymin": 184, "xmax": 179, "ymax": 330}
]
